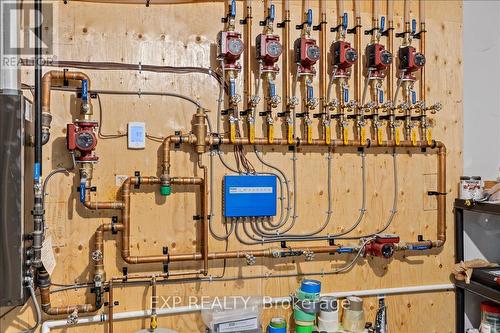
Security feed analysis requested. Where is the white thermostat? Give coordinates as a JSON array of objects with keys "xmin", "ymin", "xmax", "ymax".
[{"xmin": 128, "ymin": 122, "xmax": 146, "ymax": 149}]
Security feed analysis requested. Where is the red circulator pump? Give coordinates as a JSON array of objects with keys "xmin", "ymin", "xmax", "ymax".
[
  {"xmin": 294, "ymin": 35, "xmax": 320, "ymax": 76},
  {"xmin": 398, "ymin": 44, "xmax": 425, "ymax": 80},
  {"xmin": 364, "ymin": 234, "xmax": 400, "ymax": 259},
  {"xmin": 331, "ymin": 40, "xmax": 358, "ymax": 78},
  {"xmin": 366, "ymin": 43, "xmax": 392, "ymax": 78},
  {"xmin": 67, "ymin": 120, "xmax": 99, "ymax": 163}
]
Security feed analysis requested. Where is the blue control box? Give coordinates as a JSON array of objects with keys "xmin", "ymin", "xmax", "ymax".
[{"xmin": 223, "ymin": 175, "xmax": 277, "ymax": 218}]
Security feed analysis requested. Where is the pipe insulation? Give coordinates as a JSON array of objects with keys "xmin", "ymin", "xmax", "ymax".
[
  {"xmin": 0, "ymin": 0, "xmax": 21, "ymax": 93},
  {"xmin": 40, "ymin": 284, "xmax": 454, "ymax": 333}
]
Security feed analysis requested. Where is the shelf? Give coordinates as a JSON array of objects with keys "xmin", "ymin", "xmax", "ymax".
[
  {"xmin": 454, "ymin": 199, "xmax": 500, "ymax": 216},
  {"xmin": 455, "ymin": 280, "xmax": 500, "ymax": 304}
]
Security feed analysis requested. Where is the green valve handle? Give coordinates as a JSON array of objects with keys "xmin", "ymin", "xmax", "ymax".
[{"xmin": 160, "ymin": 185, "xmax": 171, "ymax": 196}]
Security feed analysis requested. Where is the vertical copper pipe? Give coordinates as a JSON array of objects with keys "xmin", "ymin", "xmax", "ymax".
[
  {"xmin": 244, "ymin": 0, "xmax": 253, "ymax": 109},
  {"xmin": 436, "ymin": 142, "xmax": 447, "ymax": 246},
  {"xmin": 319, "ymin": 0, "xmax": 327, "ymax": 111},
  {"xmin": 419, "ymin": 0, "xmax": 426, "ymax": 103},
  {"xmin": 353, "ymin": 0, "xmax": 362, "ymax": 103},
  {"xmin": 386, "ymin": 0, "xmax": 394, "ymax": 102},
  {"xmin": 199, "ymin": 161, "xmax": 209, "ymax": 275},
  {"xmin": 108, "ymin": 280, "xmax": 114, "ymax": 333},
  {"xmin": 282, "ymin": 0, "xmax": 290, "ymax": 107}
]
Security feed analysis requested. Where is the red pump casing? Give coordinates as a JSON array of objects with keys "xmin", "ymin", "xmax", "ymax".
[
  {"xmin": 364, "ymin": 234, "xmax": 400, "ymax": 258},
  {"xmin": 67, "ymin": 120, "xmax": 99, "ymax": 162},
  {"xmin": 331, "ymin": 40, "xmax": 358, "ymax": 77},
  {"xmin": 217, "ymin": 31, "xmax": 244, "ymax": 70},
  {"xmin": 256, "ymin": 33, "xmax": 282, "ymax": 72},
  {"xmin": 294, "ymin": 36, "xmax": 320, "ymax": 75},
  {"xmin": 398, "ymin": 45, "xmax": 426, "ymax": 79},
  {"xmin": 366, "ymin": 43, "xmax": 393, "ymax": 78}
]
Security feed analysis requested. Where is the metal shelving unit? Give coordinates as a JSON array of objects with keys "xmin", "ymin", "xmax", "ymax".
[{"xmin": 455, "ymin": 199, "xmax": 500, "ymax": 333}]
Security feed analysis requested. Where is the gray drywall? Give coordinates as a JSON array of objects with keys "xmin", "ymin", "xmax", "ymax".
[{"xmin": 464, "ymin": 1, "xmax": 500, "ymax": 181}]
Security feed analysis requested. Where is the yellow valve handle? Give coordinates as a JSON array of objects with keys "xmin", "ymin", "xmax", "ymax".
[
  {"xmin": 343, "ymin": 127, "xmax": 349, "ymax": 145},
  {"xmin": 249, "ymin": 123, "xmax": 255, "ymax": 144},
  {"xmin": 230, "ymin": 122, "xmax": 236, "ymax": 144},
  {"xmin": 268, "ymin": 123, "xmax": 274, "ymax": 144},
  {"xmin": 150, "ymin": 315, "xmax": 158, "ymax": 330},
  {"xmin": 325, "ymin": 125, "xmax": 331, "ymax": 145},
  {"xmin": 288, "ymin": 125, "xmax": 294, "ymax": 144},
  {"xmin": 411, "ymin": 128, "xmax": 417, "ymax": 146},
  {"xmin": 395, "ymin": 128, "xmax": 401, "ymax": 146},
  {"xmin": 377, "ymin": 127, "xmax": 383, "ymax": 146},
  {"xmin": 426, "ymin": 127, "xmax": 433, "ymax": 146},
  {"xmin": 360, "ymin": 127, "xmax": 366, "ymax": 145},
  {"xmin": 307, "ymin": 124, "xmax": 313, "ymax": 144}
]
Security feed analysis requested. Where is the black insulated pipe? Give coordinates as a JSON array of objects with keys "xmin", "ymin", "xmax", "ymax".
[{"xmin": 31, "ymin": 0, "xmax": 44, "ymax": 268}]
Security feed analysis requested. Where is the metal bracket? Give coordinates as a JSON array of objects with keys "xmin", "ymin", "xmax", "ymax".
[
  {"xmin": 122, "ymin": 267, "xmax": 128, "ymax": 281},
  {"xmin": 76, "ymin": 186, "xmax": 96, "ymax": 192},
  {"xmin": 330, "ymin": 24, "xmax": 343, "ymax": 33},
  {"xmin": 134, "ymin": 171, "xmax": 141, "ymax": 189},
  {"xmin": 193, "ymin": 215, "xmax": 201, "ymax": 221},
  {"xmin": 381, "ymin": 27, "xmax": 394, "ymax": 37},
  {"xmin": 347, "ymin": 24, "xmax": 362, "ymax": 34},
  {"xmin": 313, "ymin": 21, "xmax": 327, "ymax": 31},
  {"xmin": 163, "ymin": 246, "xmax": 169, "ymax": 274},
  {"xmin": 259, "ymin": 110, "xmax": 272, "ymax": 117},
  {"xmin": 239, "ymin": 15, "xmax": 252, "ymax": 25},
  {"xmin": 63, "ymin": 69, "xmax": 69, "ymax": 86},
  {"xmin": 280, "ymin": 241, "xmax": 287, "ymax": 249},
  {"xmin": 328, "ymin": 238, "xmax": 335, "ymax": 246},
  {"xmin": 413, "ymin": 30, "xmax": 426, "ymax": 40},
  {"xmin": 427, "ymin": 191, "xmax": 447, "ymax": 196},
  {"xmin": 276, "ymin": 19, "xmax": 290, "ymax": 29},
  {"xmin": 111, "ymin": 216, "xmax": 118, "ymax": 234}
]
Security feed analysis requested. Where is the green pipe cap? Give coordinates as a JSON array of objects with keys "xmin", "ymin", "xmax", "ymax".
[{"xmin": 160, "ymin": 185, "xmax": 171, "ymax": 196}]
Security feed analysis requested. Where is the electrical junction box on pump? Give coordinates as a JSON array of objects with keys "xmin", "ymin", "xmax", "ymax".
[{"xmin": 223, "ymin": 175, "xmax": 277, "ymax": 218}]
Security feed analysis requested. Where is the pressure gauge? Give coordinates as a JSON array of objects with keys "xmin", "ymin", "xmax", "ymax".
[
  {"xmin": 75, "ymin": 132, "xmax": 95, "ymax": 150},
  {"xmin": 267, "ymin": 41, "xmax": 282, "ymax": 58},
  {"xmin": 307, "ymin": 45, "xmax": 320, "ymax": 61},
  {"xmin": 228, "ymin": 38, "xmax": 244, "ymax": 55},
  {"xmin": 380, "ymin": 50, "xmax": 392, "ymax": 65},
  {"xmin": 414, "ymin": 53, "xmax": 426, "ymax": 67}
]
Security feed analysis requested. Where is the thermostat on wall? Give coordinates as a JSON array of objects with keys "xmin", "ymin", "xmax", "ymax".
[{"xmin": 128, "ymin": 122, "xmax": 146, "ymax": 149}]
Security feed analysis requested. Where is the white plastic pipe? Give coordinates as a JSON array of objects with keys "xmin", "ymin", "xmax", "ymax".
[
  {"xmin": 41, "ymin": 283, "xmax": 454, "ymax": 333},
  {"xmin": 0, "ymin": 0, "xmax": 21, "ymax": 93}
]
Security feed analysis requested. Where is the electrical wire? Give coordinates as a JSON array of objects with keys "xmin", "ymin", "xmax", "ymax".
[{"xmin": 19, "ymin": 59, "xmax": 226, "ymax": 90}]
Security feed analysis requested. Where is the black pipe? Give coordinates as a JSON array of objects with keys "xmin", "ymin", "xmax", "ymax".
[
  {"xmin": 31, "ymin": 0, "xmax": 44, "ymax": 268},
  {"xmin": 34, "ymin": 0, "xmax": 42, "ymax": 168}
]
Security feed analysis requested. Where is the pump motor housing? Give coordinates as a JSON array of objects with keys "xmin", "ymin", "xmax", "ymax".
[
  {"xmin": 398, "ymin": 45, "xmax": 426, "ymax": 76},
  {"xmin": 256, "ymin": 33, "xmax": 282, "ymax": 72},
  {"xmin": 217, "ymin": 31, "xmax": 244, "ymax": 70},
  {"xmin": 294, "ymin": 36, "xmax": 320, "ymax": 75},
  {"xmin": 366, "ymin": 43, "xmax": 393, "ymax": 75}
]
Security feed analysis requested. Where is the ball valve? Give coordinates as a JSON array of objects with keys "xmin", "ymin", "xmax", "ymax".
[{"xmin": 364, "ymin": 234, "xmax": 400, "ymax": 259}]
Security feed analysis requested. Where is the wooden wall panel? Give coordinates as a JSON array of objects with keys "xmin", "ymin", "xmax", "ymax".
[{"xmin": 2, "ymin": 1, "xmax": 462, "ymax": 332}]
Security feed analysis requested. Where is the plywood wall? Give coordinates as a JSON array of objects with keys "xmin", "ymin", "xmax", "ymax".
[{"xmin": 2, "ymin": 0, "xmax": 463, "ymax": 332}]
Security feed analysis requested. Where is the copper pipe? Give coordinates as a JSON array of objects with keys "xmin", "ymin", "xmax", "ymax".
[
  {"xmin": 386, "ymin": 0, "xmax": 394, "ymax": 135},
  {"xmin": 353, "ymin": 0, "xmax": 362, "ymax": 104},
  {"xmin": 41, "ymin": 70, "xmax": 90, "ymax": 143},
  {"xmin": 403, "ymin": 0, "xmax": 411, "ymax": 43},
  {"xmin": 244, "ymin": 0, "xmax": 253, "ymax": 109},
  {"xmin": 200, "ymin": 162, "xmax": 209, "ymax": 275},
  {"xmin": 108, "ymin": 280, "xmax": 114, "ymax": 333},
  {"xmin": 319, "ymin": 0, "xmax": 327, "ymax": 111},
  {"xmin": 282, "ymin": 0, "xmax": 290, "ymax": 107},
  {"xmin": 419, "ymin": 1, "xmax": 426, "ymax": 103}
]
